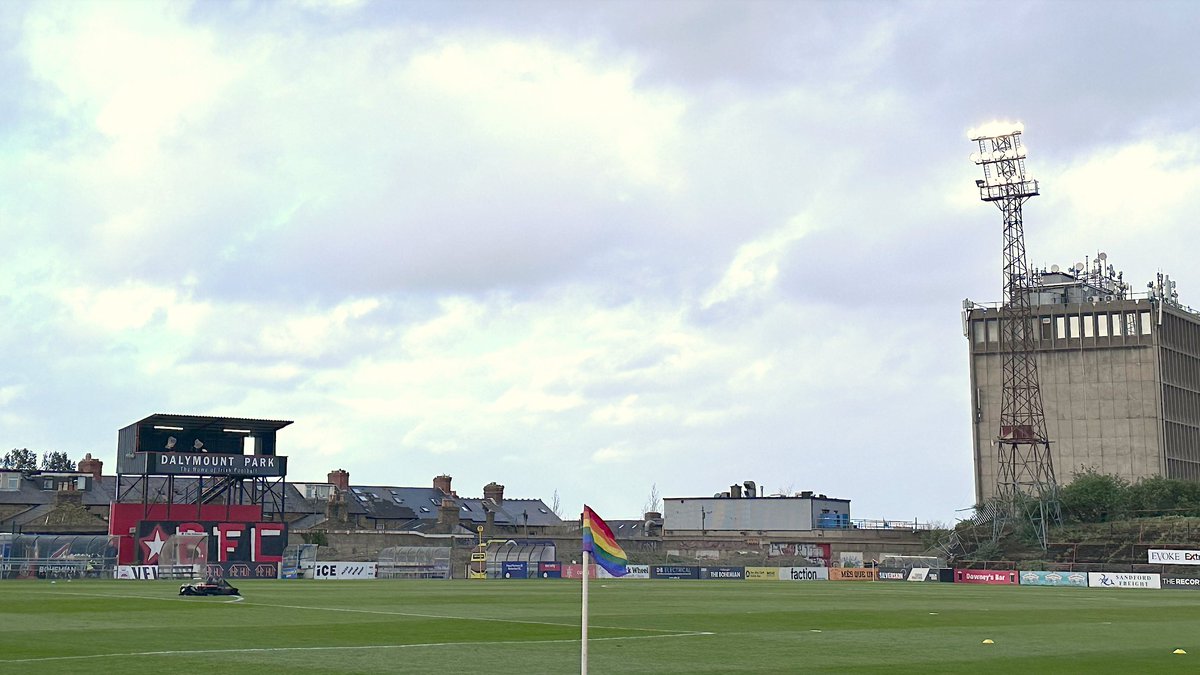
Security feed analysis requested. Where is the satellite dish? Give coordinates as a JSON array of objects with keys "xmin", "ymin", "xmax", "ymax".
[
  {"xmin": 1098, "ymin": 252, "xmax": 1108, "ymax": 261},
  {"xmin": 1050, "ymin": 264, "xmax": 1060, "ymax": 273},
  {"xmin": 1074, "ymin": 262, "xmax": 1085, "ymax": 272}
]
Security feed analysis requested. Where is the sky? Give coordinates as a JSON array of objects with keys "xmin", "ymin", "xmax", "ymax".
[{"xmin": 3, "ymin": 0, "xmax": 1200, "ymax": 524}]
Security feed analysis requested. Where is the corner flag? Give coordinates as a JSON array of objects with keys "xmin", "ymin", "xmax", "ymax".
[{"xmin": 582, "ymin": 505, "xmax": 628, "ymax": 577}]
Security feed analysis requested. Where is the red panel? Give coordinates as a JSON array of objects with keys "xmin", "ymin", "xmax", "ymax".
[
  {"xmin": 954, "ymin": 569, "xmax": 1019, "ymax": 585},
  {"xmin": 109, "ymin": 503, "xmax": 264, "ymax": 564}
]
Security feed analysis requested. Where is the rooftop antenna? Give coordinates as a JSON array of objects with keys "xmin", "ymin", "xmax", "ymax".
[{"xmin": 969, "ymin": 121, "xmax": 1060, "ymax": 550}]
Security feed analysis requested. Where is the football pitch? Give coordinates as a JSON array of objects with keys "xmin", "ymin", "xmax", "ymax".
[{"xmin": 2, "ymin": 579, "xmax": 1199, "ymax": 673}]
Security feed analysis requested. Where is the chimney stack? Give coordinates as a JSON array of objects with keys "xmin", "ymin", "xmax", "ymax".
[
  {"xmin": 78, "ymin": 453, "xmax": 103, "ymax": 481},
  {"xmin": 437, "ymin": 498, "xmax": 461, "ymax": 531},
  {"xmin": 327, "ymin": 469, "xmax": 350, "ymax": 493},
  {"xmin": 483, "ymin": 481, "xmax": 505, "ymax": 504},
  {"xmin": 433, "ymin": 474, "xmax": 454, "ymax": 495}
]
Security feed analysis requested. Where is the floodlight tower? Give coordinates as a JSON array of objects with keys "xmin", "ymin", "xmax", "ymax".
[{"xmin": 969, "ymin": 123, "xmax": 1060, "ymax": 547}]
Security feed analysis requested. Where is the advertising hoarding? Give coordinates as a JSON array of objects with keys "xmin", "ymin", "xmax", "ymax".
[
  {"xmin": 651, "ymin": 565, "xmax": 700, "ymax": 580},
  {"xmin": 1148, "ymin": 549, "xmax": 1200, "ymax": 565},
  {"xmin": 699, "ymin": 566, "xmax": 745, "ymax": 580},
  {"xmin": 313, "ymin": 562, "xmax": 378, "ymax": 580},
  {"xmin": 1087, "ymin": 572, "xmax": 1161, "ymax": 589},
  {"xmin": 780, "ymin": 566, "xmax": 829, "ymax": 581},
  {"xmin": 147, "ymin": 453, "xmax": 287, "ymax": 477},
  {"xmin": 745, "ymin": 566, "xmax": 779, "ymax": 581},
  {"xmin": 501, "ymin": 561, "xmax": 527, "ymax": 579},
  {"xmin": 829, "ymin": 568, "xmax": 877, "ymax": 581},
  {"xmin": 954, "ymin": 569, "xmax": 1018, "ymax": 585},
  {"xmin": 623, "ymin": 564, "xmax": 650, "ymax": 579},
  {"xmin": 1019, "ymin": 570, "xmax": 1087, "ymax": 587}
]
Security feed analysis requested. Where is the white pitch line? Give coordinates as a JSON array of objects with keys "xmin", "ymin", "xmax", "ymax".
[
  {"xmin": 245, "ymin": 599, "xmax": 685, "ymax": 633},
  {"xmin": 0, "ymin": 632, "xmax": 716, "ymax": 665},
  {"xmin": 48, "ymin": 589, "xmax": 688, "ymax": 633}
]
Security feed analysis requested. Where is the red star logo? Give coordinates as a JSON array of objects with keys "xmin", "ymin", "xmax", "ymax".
[{"xmin": 140, "ymin": 525, "xmax": 169, "ymax": 564}]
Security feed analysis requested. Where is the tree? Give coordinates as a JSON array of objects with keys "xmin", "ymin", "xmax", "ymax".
[
  {"xmin": 40, "ymin": 451, "xmax": 76, "ymax": 472},
  {"xmin": 1127, "ymin": 476, "xmax": 1200, "ymax": 517},
  {"xmin": 1, "ymin": 448, "xmax": 37, "ymax": 471},
  {"xmin": 550, "ymin": 489, "xmax": 562, "ymax": 518},
  {"xmin": 1059, "ymin": 468, "xmax": 1129, "ymax": 523},
  {"xmin": 642, "ymin": 483, "xmax": 661, "ymax": 515}
]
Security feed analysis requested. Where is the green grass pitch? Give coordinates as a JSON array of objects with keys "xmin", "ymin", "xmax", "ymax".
[{"xmin": 2, "ymin": 579, "xmax": 1199, "ymax": 673}]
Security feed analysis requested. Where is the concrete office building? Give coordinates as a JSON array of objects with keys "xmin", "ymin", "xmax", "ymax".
[{"xmin": 964, "ymin": 255, "xmax": 1200, "ymax": 504}]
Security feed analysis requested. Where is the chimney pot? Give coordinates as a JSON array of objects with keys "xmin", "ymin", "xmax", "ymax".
[
  {"xmin": 483, "ymin": 481, "xmax": 505, "ymax": 504},
  {"xmin": 433, "ymin": 474, "xmax": 453, "ymax": 495},
  {"xmin": 327, "ymin": 469, "xmax": 350, "ymax": 492},
  {"xmin": 78, "ymin": 454, "xmax": 103, "ymax": 481}
]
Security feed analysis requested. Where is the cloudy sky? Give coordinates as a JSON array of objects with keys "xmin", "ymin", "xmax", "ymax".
[{"xmin": 3, "ymin": 0, "xmax": 1199, "ymax": 523}]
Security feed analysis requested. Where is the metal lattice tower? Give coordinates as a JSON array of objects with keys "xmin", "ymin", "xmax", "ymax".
[{"xmin": 970, "ymin": 124, "xmax": 1060, "ymax": 548}]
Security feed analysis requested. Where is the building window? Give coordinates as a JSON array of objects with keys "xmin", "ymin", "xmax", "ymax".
[
  {"xmin": 1112, "ymin": 313, "xmax": 1123, "ymax": 336},
  {"xmin": 1040, "ymin": 318, "xmax": 1053, "ymax": 341},
  {"xmin": 1126, "ymin": 313, "xmax": 1138, "ymax": 336},
  {"xmin": 1, "ymin": 474, "xmax": 18, "ymax": 491},
  {"xmin": 1082, "ymin": 314, "xmax": 1094, "ymax": 338},
  {"xmin": 973, "ymin": 320, "xmax": 985, "ymax": 343},
  {"xmin": 1141, "ymin": 311, "xmax": 1152, "ymax": 335},
  {"xmin": 1069, "ymin": 316, "xmax": 1080, "ymax": 340},
  {"xmin": 1098, "ymin": 314, "xmax": 1109, "ymax": 337},
  {"xmin": 1056, "ymin": 316, "xmax": 1067, "ymax": 339},
  {"xmin": 986, "ymin": 319, "xmax": 999, "ymax": 343}
]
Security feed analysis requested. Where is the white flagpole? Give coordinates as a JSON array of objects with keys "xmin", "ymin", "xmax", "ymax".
[{"xmin": 581, "ymin": 549, "xmax": 590, "ymax": 675}]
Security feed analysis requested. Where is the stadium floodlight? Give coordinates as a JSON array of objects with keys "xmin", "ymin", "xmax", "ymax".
[{"xmin": 970, "ymin": 122, "xmax": 1038, "ymax": 203}]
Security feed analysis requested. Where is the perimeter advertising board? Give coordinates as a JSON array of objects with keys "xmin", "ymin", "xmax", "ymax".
[
  {"xmin": 206, "ymin": 562, "xmax": 279, "ymax": 579},
  {"xmin": 1162, "ymin": 576, "xmax": 1200, "ymax": 589},
  {"xmin": 954, "ymin": 569, "xmax": 1018, "ymax": 585},
  {"xmin": 780, "ymin": 567, "xmax": 829, "ymax": 581},
  {"xmin": 1087, "ymin": 572, "xmax": 1161, "ymax": 589},
  {"xmin": 537, "ymin": 562, "xmax": 561, "ymax": 578},
  {"xmin": 501, "ymin": 561, "xmax": 527, "ymax": 579},
  {"xmin": 561, "ymin": 563, "xmax": 649, "ymax": 579},
  {"xmin": 877, "ymin": 567, "xmax": 907, "ymax": 581},
  {"xmin": 699, "ymin": 566, "xmax": 745, "ymax": 580},
  {"xmin": 116, "ymin": 565, "xmax": 161, "ymax": 580},
  {"xmin": 745, "ymin": 567, "xmax": 779, "ymax": 581},
  {"xmin": 313, "ymin": 562, "xmax": 378, "ymax": 580},
  {"xmin": 829, "ymin": 568, "xmax": 876, "ymax": 581},
  {"xmin": 1020, "ymin": 570, "xmax": 1087, "ymax": 587},
  {"xmin": 623, "ymin": 564, "xmax": 650, "ymax": 579},
  {"xmin": 1148, "ymin": 549, "xmax": 1200, "ymax": 565},
  {"xmin": 651, "ymin": 565, "xmax": 700, "ymax": 580}
]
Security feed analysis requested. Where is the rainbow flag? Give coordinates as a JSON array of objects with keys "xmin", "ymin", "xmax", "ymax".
[{"xmin": 582, "ymin": 505, "xmax": 628, "ymax": 577}]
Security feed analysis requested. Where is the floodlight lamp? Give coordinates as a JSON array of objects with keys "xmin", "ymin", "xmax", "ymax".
[{"xmin": 968, "ymin": 120, "xmax": 1023, "ymax": 141}]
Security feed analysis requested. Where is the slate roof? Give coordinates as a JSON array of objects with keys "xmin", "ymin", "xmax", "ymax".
[{"xmin": 0, "ymin": 469, "xmax": 565, "ymax": 532}]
